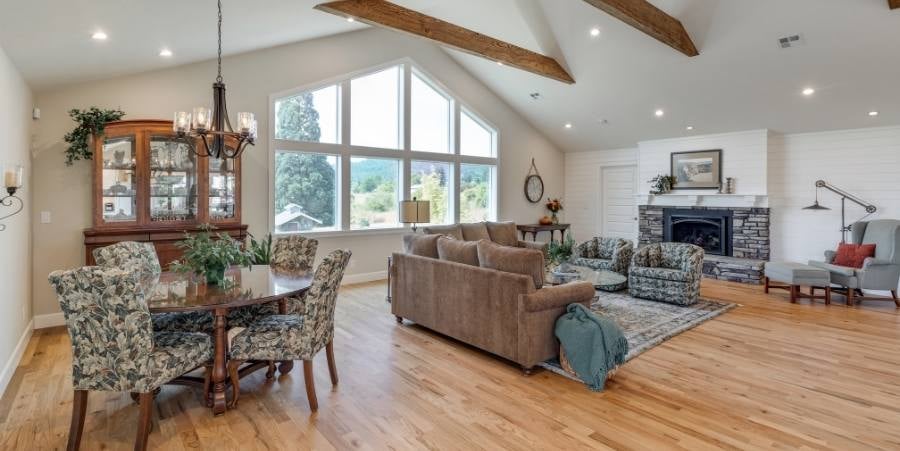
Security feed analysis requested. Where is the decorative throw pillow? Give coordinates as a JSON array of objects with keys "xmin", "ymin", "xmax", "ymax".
[
  {"xmin": 436, "ymin": 236, "xmax": 480, "ymax": 266},
  {"xmin": 485, "ymin": 221, "xmax": 519, "ymax": 247},
  {"xmin": 422, "ymin": 224, "xmax": 463, "ymax": 240},
  {"xmin": 460, "ymin": 222, "xmax": 491, "ymax": 241},
  {"xmin": 647, "ymin": 244, "xmax": 663, "ymax": 268},
  {"xmin": 402, "ymin": 234, "xmax": 441, "ymax": 259},
  {"xmin": 833, "ymin": 243, "xmax": 876, "ymax": 268},
  {"xmin": 476, "ymin": 240, "xmax": 544, "ymax": 289}
]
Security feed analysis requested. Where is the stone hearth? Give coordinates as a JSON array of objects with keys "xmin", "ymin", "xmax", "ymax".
[{"xmin": 639, "ymin": 205, "xmax": 770, "ymax": 284}]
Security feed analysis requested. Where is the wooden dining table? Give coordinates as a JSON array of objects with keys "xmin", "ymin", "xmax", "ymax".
[{"xmin": 144, "ymin": 265, "xmax": 313, "ymax": 415}]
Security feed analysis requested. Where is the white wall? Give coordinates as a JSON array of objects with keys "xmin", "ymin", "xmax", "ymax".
[
  {"xmin": 637, "ymin": 130, "xmax": 769, "ymax": 196},
  {"xmin": 0, "ymin": 44, "xmax": 34, "ymax": 394},
  {"xmin": 566, "ymin": 126, "xmax": 900, "ymax": 269},
  {"xmin": 30, "ymin": 29, "xmax": 565, "ymax": 318},
  {"xmin": 564, "ymin": 148, "xmax": 636, "ymax": 239},
  {"xmin": 769, "ymin": 126, "xmax": 900, "ymax": 263}
]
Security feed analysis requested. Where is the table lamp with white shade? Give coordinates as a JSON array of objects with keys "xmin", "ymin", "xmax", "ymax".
[{"xmin": 400, "ymin": 198, "xmax": 430, "ymax": 232}]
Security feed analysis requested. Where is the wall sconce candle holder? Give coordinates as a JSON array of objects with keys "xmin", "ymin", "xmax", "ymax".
[{"xmin": 1, "ymin": 165, "xmax": 24, "ymax": 232}]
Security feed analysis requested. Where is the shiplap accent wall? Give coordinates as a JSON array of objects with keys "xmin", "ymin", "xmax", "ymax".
[
  {"xmin": 637, "ymin": 130, "xmax": 769, "ymax": 196},
  {"xmin": 564, "ymin": 148, "xmax": 636, "ymax": 240},
  {"xmin": 768, "ymin": 126, "xmax": 900, "ymax": 263},
  {"xmin": 565, "ymin": 126, "xmax": 900, "ymax": 268}
]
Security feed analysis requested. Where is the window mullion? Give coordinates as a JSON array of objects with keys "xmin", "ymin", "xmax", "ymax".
[{"xmin": 340, "ymin": 80, "xmax": 352, "ymax": 231}]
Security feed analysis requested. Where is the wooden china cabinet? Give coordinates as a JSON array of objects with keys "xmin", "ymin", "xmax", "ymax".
[{"xmin": 83, "ymin": 120, "xmax": 248, "ymax": 267}]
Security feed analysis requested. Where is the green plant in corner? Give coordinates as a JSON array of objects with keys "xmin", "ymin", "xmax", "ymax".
[
  {"xmin": 547, "ymin": 234, "xmax": 576, "ymax": 267},
  {"xmin": 247, "ymin": 232, "xmax": 273, "ymax": 265},
  {"xmin": 170, "ymin": 224, "xmax": 252, "ymax": 285},
  {"xmin": 63, "ymin": 107, "xmax": 126, "ymax": 166}
]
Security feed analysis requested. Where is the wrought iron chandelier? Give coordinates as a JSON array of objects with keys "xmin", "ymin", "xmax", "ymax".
[{"xmin": 173, "ymin": 0, "xmax": 256, "ymax": 159}]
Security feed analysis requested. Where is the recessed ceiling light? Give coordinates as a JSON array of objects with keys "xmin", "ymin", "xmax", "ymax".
[
  {"xmin": 564, "ymin": 123, "xmax": 573, "ymax": 129},
  {"xmin": 590, "ymin": 28, "xmax": 601, "ymax": 37},
  {"xmin": 159, "ymin": 48, "xmax": 173, "ymax": 57},
  {"xmin": 91, "ymin": 31, "xmax": 108, "ymax": 40},
  {"xmin": 346, "ymin": 17, "xmax": 355, "ymax": 23},
  {"xmin": 497, "ymin": 61, "xmax": 504, "ymax": 66},
  {"xmin": 686, "ymin": 126, "xmax": 694, "ymax": 131},
  {"xmin": 868, "ymin": 111, "xmax": 879, "ymax": 117},
  {"xmin": 655, "ymin": 109, "xmax": 665, "ymax": 117},
  {"xmin": 802, "ymin": 87, "xmax": 815, "ymax": 96}
]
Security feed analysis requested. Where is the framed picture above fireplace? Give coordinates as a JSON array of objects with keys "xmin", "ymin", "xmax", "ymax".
[{"xmin": 670, "ymin": 149, "xmax": 722, "ymax": 190}]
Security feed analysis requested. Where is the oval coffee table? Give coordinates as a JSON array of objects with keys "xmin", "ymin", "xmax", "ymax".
[{"xmin": 546, "ymin": 266, "xmax": 628, "ymax": 292}]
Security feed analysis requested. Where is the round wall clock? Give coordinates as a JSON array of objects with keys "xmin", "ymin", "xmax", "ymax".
[{"xmin": 524, "ymin": 158, "xmax": 544, "ymax": 203}]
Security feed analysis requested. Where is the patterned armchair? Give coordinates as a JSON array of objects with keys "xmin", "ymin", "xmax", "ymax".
[
  {"xmin": 228, "ymin": 249, "xmax": 351, "ymax": 411},
  {"xmin": 572, "ymin": 237, "xmax": 634, "ymax": 274},
  {"xmin": 628, "ymin": 243, "xmax": 704, "ymax": 305},
  {"xmin": 48, "ymin": 266, "xmax": 213, "ymax": 451}
]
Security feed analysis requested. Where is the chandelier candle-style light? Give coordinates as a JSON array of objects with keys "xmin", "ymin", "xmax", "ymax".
[{"xmin": 174, "ymin": 0, "xmax": 256, "ymax": 159}]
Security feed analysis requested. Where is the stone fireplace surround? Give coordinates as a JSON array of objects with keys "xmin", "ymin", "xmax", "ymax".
[{"xmin": 639, "ymin": 205, "xmax": 770, "ymax": 284}]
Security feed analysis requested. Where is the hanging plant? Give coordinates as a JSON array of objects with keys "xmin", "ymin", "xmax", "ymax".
[{"xmin": 63, "ymin": 107, "xmax": 126, "ymax": 166}]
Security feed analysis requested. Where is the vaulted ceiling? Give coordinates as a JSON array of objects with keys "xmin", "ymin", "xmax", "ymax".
[{"xmin": 1, "ymin": 0, "xmax": 898, "ymax": 151}]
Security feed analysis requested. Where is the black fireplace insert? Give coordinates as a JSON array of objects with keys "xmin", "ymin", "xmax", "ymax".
[{"xmin": 663, "ymin": 208, "xmax": 733, "ymax": 256}]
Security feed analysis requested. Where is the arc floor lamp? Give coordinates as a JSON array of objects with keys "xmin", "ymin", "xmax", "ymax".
[{"xmin": 803, "ymin": 180, "xmax": 877, "ymax": 243}]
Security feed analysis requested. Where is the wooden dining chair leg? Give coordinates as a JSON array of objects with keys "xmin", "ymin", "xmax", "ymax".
[
  {"xmin": 135, "ymin": 392, "xmax": 153, "ymax": 451},
  {"xmin": 67, "ymin": 390, "xmax": 88, "ymax": 451},
  {"xmin": 202, "ymin": 364, "xmax": 212, "ymax": 407},
  {"xmin": 326, "ymin": 340, "xmax": 338, "ymax": 386},
  {"xmin": 266, "ymin": 361, "xmax": 276, "ymax": 379},
  {"xmin": 303, "ymin": 360, "xmax": 318, "ymax": 412},
  {"xmin": 227, "ymin": 360, "xmax": 242, "ymax": 408}
]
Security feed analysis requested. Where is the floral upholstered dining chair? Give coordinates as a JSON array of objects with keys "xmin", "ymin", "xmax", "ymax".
[
  {"xmin": 93, "ymin": 241, "xmax": 215, "ymax": 334},
  {"xmin": 48, "ymin": 266, "xmax": 213, "ymax": 451},
  {"xmin": 92, "ymin": 241, "xmax": 162, "ymax": 276},
  {"xmin": 227, "ymin": 235, "xmax": 319, "ymax": 327},
  {"xmin": 228, "ymin": 249, "xmax": 351, "ymax": 411}
]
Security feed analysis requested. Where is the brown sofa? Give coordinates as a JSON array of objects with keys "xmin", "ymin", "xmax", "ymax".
[
  {"xmin": 391, "ymin": 235, "xmax": 595, "ymax": 373},
  {"xmin": 423, "ymin": 221, "xmax": 549, "ymax": 255}
]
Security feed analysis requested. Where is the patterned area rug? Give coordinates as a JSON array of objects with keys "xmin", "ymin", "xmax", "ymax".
[{"xmin": 538, "ymin": 290, "xmax": 737, "ymax": 380}]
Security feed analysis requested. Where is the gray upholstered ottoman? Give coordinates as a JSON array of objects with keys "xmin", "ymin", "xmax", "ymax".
[{"xmin": 764, "ymin": 262, "xmax": 832, "ymax": 304}]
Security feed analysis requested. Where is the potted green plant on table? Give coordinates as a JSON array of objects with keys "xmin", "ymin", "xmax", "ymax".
[
  {"xmin": 171, "ymin": 224, "xmax": 252, "ymax": 285},
  {"xmin": 246, "ymin": 232, "xmax": 273, "ymax": 265},
  {"xmin": 548, "ymin": 234, "xmax": 576, "ymax": 273}
]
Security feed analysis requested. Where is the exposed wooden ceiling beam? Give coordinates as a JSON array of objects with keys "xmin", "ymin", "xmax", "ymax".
[
  {"xmin": 890, "ymin": 0, "xmax": 900, "ymax": 10},
  {"xmin": 314, "ymin": 0, "xmax": 574, "ymax": 84},
  {"xmin": 582, "ymin": 0, "xmax": 699, "ymax": 57}
]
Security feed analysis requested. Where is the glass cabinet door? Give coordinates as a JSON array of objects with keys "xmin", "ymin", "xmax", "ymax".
[
  {"xmin": 208, "ymin": 156, "xmax": 237, "ymax": 221},
  {"xmin": 100, "ymin": 136, "xmax": 138, "ymax": 223},
  {"xmin": 148, "ymin": 136, "xmax": 198, "ymax": 223}
]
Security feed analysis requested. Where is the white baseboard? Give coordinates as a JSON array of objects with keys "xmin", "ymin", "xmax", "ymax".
[
  {"xmin": 0, "ymin": 320, "xmax": 34, "ymax": 398},
  {"xmin": 342, "ymin": 270, "xmax": 387, "ymax": 286},
  {"xmin": 34, "ymin": 312, "xmax": 65, "ymax": 329}
]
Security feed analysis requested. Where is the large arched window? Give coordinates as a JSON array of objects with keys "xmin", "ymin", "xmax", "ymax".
[{"xmin": 270, "ymin": 60, "xmax": 498, "ymax": 234}]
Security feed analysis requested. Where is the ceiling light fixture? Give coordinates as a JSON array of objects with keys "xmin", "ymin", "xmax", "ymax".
[
  {"xmin": 590, "ymin": 28, "xmax": 601, "ymax": 37},
  {"xmin": 91, "ymin": 31, "xmax": 108, "ymax": 40},
  {"xmin": 655, "ymin": 109, "xmax": 665, "ymax": 117},
  {"xmin": 347, "ymin": 17, "xmax": 355, "ymax": 23},
  {"xmin": 564, "ymin": 123, "xmax": 573, "ymax": 129},
  {"xmin": 868, "ymin": 111, "xmax": 879, "ymax": 117},
  {"xmin": 686, "ymin": 126, "xmax": 694, "ymax": 131},
  {"xmin": 802, "ymin": 87, "xmax": 815, "ymax": 96},
  {"xmin": 497, "ymin": 61, "xmax": 504, "ymax": 66},
  {"xmin": 159, "ymin": 48, "xmax": 173, "ymax": 57},
  {"xmin": 172, "ymin": 0, "xmax": 256, "ymax": 160}
]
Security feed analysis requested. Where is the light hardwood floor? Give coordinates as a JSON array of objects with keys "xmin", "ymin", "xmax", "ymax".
[{"xmin": 2, "ymin": 279, "xmax": 899, "ymax": 450}]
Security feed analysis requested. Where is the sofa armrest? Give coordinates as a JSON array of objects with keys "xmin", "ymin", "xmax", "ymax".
[
  {"xmin": 521, "ymin": 281, "xmax": 595, "ymax": 313},
  {"xmin": 824, "ymin": 250, "xmax": 836, "ymax": 263}
]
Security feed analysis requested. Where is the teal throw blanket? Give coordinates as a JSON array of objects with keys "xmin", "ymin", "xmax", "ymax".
[{"xmin": 555, "ymin": 303, "xmax": 628, "ymax": 391}]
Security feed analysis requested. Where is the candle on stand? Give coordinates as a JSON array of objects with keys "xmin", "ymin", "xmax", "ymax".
[
  {"xmin": 237, "ymin": 112, "xmax": 254, "ymax": 134},
  {"xmin": 4, "ymin": 165, "xmax": 23, "ymax": 190}
]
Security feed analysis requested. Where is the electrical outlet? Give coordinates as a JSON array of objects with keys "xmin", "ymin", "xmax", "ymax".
[{"xmin": 40, "ymin": 211, "xmax": 51, "ymax": 224}]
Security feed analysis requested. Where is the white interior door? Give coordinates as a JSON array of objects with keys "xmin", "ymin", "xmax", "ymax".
[{"xmin": 600, "ymin": 165, "xmax": 638, "ymax": 243}]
